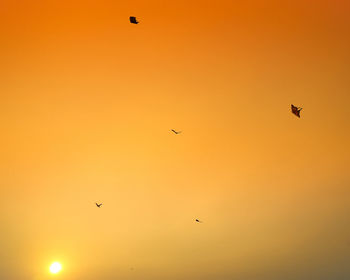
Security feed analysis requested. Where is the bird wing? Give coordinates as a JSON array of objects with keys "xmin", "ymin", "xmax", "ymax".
[
  {"xmin": 291, "ymin": 105, "xmax": 300, "ymax": 117},
  {"xmin": 130, "ymin": 17, "xmax": 138, "ymax": 23}
]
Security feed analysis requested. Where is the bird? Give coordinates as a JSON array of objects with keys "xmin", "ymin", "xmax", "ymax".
[
  {"xmin": 171, "ymin": 129, "xmax": 182, "ymax": 134},
  {"xmin": 291, "ymin": 104, "xmax": 302, "ymax": 118},
  {"xmin": 195, "ymin": 219, "xmax": 203, "ymax": 223},
  {"xmin": 129, "ymin": 16, "xmax": 139, "ymax": 24},
  {"xmin": 96, "ymin": 203, "xmax": 102, "ymax": 208}
]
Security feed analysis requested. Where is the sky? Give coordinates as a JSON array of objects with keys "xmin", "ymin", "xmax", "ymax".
[{"xmin": 1, "ymin": 1, "xmax": 350, "ymax": 279}]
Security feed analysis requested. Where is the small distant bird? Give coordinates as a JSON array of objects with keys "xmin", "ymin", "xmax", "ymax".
[
  {"xmin": 171, "ymin": 129, "xmax": 182, "ymax": 134},
  {"xmin": 129, "ymin": 16, "xmax": 139, "ymax": 24},
  {"xmin": 291, "ymin": 104, "xmax": 302, "ymax": 118},
  {"xmin": 195, "ymin": 219, "xmax": 202, "ymax": 223},
  {"xmin": 96, "ymin": 203, "xmax": 102, "ymax": 208}
]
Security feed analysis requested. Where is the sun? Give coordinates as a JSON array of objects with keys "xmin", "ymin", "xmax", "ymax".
[{"xmin": 49, "ymin": 262, "xmax": 62, "ymax": 274}]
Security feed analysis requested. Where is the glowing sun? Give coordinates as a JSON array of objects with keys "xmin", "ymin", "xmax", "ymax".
[{"xmin": 49, "ymin": 262, "xmax": 62, "ymax": 274}]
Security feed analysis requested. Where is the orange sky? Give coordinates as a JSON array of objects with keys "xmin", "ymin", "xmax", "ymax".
[{"xmin": 1, "ymin": 1, "xmax": 350, "ymax": 280}]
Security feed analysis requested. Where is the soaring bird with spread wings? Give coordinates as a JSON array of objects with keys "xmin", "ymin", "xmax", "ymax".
[
  {"xmin": 129, "ymin": 16, "xmax": 139, "ymax": 24},
  {"xmin": 291, "ymin": 104, "xmax": 302, "ymax": 118},
  {"xmin": 171, "ymin": 129, "xmax": 182, "ymax": 134},
  {"xmin": 96, "ymin": 203, "xmax": 102, "ymax": 208}
]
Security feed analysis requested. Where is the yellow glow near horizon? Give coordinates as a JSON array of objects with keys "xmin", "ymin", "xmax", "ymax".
[{"xmin": 49, "ymin": 262, "xmax": 62, "ymax": 274}]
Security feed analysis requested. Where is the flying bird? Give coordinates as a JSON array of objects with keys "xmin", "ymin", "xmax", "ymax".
[
  {"xmin": 129, "ymin": 16, "xmax": 139, "ymax": 24},
  {"xmin": 96, "ymin": 203, "xmax": 102, "ymax": 208},
  {"xmin": 195, "ymin": 219, "xmax": 203, "ymax": 223},
  {"xmin": 291, "ymin": 104, "xmax": 302, "ymax": 118},
  {"xmin": 171, "ymin": 129, "xmax": 182, "ymax": 134}
]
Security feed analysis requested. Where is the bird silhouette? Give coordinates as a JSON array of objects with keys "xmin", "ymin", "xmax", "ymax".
[
  {"xmin": 171, "ymin": 129, "xmax": 182, "ymax": 134},
  {"xmin": 195, "ymin": 219, "xmax": 203, "ymax": 223},
  {"xmin": 129, "ymin": 16, "xmax": 139, "ymax": 24},
  {"xmin": 291, "ymin": 104, "xmax": 302, "ymax": 118},
  {"xmin": 96, "ymin": 203, "xmax": 102, "ymax": 208}
]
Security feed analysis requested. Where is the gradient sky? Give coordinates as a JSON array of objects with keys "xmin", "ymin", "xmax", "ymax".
[{"xmin": 1, "ymin": 1, "xmax": 350, "ymax": 280}]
